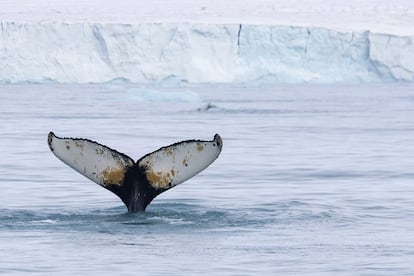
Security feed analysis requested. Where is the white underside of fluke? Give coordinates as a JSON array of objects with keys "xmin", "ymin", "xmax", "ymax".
[
  {"xmin": 138, "ymin": 134, "xmax": 222, "ymax": 190},
  {"xmin": 48, "ymin": 132, "xmax": 134, "ymax": 187},
  {"xmin": 48, "ymin": 132, "xmax": 222, "ymax": 191}
]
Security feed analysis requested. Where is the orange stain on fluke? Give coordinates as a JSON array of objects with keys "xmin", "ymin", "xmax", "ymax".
[
  {"xmin": 197, "ymin": 143, "xmax": 204, "ymax": 152},
  {"xmin": 102, "ymin": 167, "xmax": 125, "ymax": 186},
  {"xmin": 146, "ymin": 170, "xmax": 172, "ymax": 189}
]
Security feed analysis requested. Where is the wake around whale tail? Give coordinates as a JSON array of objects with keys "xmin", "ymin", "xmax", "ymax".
[{"xmin": 48, "ymin": 132, "xmax": 222, "ymax": 212}]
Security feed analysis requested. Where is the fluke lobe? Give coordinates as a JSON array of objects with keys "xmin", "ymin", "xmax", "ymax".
[{"xmin": 47, "ymin": 132, "xmax": 222, "ymax": 212}]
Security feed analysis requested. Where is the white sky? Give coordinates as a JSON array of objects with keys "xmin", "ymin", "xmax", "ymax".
[{"xmin": 1, "ymin": 0, "xmax": 414, "ymax": 35}]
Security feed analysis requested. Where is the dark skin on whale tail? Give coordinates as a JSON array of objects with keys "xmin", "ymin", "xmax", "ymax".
[
  {"xmin": 47, "ymin": 132, "xmax": 223, "ymax": 212},
  {"xmin": 108, "ymin": 165, "xmax": 160, "ymax": 212}
]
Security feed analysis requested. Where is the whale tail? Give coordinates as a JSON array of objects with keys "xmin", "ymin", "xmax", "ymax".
[{"xmin": 47, "ymin": 132, "xmax": 222, "ymax": 212}]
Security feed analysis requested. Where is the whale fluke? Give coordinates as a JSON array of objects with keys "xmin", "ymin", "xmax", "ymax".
[{"xmin": 48, "ymin": 132, "xmax": 222, "ymax": 212}]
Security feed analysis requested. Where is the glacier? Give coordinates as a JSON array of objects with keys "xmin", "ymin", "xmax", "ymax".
[{"xmin": 1, "ymin": 22, "xmax": 413, "ymax": 84}]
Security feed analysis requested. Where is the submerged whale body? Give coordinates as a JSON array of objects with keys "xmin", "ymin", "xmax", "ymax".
[{"xmin": 47, "ymin": 132, "xmax": 222, "ymax": 212}]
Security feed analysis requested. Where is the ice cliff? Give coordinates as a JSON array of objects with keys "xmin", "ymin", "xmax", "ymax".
[{"xmin": 1, "ymin": 22, "xmax": 413, "ymax": 84}]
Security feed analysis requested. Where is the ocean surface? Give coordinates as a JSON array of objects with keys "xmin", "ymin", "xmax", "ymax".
[{"xmin": 1, "ymin": 83, "xmax": 414, "ymax": 275}]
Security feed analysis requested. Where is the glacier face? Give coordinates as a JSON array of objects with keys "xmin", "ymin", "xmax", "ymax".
[{"xmin": 1, "ymin": 22, "xmax": 413, "ymax": 84}]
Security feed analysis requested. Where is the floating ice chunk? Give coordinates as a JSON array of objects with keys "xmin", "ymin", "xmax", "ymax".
[{"xmin": 126, "ymin": 88, "xmax": 201, "ymax": 102}]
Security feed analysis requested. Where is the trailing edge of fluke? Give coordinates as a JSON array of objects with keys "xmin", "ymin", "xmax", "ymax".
[{"xmin": 47, "ymin": 132, "xmax": 223, "ymax": 212}]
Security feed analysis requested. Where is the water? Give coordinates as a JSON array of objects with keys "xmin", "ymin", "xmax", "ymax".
[{"xmin": 1, "ymin": 83, "xmax": 414, "ymax": 275}]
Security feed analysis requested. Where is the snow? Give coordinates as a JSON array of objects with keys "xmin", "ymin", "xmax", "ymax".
[
  {"xmin": 2, "ymin": 0, "xmax": 414, "ymax": 35},
  {"xmin": 1, "ymin": 0, "xmax": 414, "ymax": 84}
]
